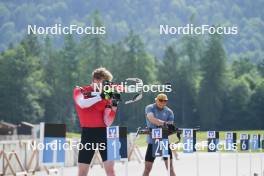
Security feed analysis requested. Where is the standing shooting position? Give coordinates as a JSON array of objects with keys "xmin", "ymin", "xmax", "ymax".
[
  {"xmin": 143, "ymin": 93, "xmax": 176, "ymax": 176},
  {"xmin": 73, "ymin": 67, "xmax": 119, "ymax": 176}
]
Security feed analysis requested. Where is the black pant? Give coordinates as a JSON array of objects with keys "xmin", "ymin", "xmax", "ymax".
[
  {"xmin": 78, "ymin": 127, "xmax": 107, "ymax": 164},
  {"xmin": 145, "ymin": 144, "xmax": 173, "ymax": 162}
]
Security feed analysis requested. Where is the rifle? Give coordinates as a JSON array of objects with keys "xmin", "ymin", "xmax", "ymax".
[{"xmin": 76, "ymin": 78, "xmax": 143, "ymax": 105}]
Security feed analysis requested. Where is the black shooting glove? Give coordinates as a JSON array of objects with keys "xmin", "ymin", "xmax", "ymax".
[
  {"xmin": 162, "ymin": 122, "xmax": 176, "ymax": 134},
  {"xmin": 112, "ymin": 99, "xmax": 119, "ymax": 107},
  {"xmin": 112, "ymin": 92, "xmax": 121, "ymax": 107}
]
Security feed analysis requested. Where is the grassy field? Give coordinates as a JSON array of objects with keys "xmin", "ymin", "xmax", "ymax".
[{"xmin": 66, "ymin": 132, "xmax": 81, "ymax": 139}]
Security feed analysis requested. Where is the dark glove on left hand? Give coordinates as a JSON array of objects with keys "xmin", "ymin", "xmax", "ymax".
[
  {"xmin": 162, "ymin": 122, "xmax": 176, "ymax": 132},
  {"xmin": 112, "ymin": 99, "xmax": 119, "ymax": 107}
]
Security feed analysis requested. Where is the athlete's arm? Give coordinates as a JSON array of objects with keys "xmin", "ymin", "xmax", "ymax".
[
  {"xmin": 74, "ymin": 88, "xmax": 102, "ymax": 109},
  {"xmin": 146, "ymin": 112, "xmax": 165, "ymax": 126},
  {"xmin": 103, "ymin": 105, "xmax": 117, "ymax": 126}
]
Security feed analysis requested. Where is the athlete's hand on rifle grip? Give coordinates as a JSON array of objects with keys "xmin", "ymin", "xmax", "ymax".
[
  {"xmin": 162, "ymin": 122, "xmax": 176, "ymax": 131},
  {"xmin": 100, "ymin": 91, "xmax": 113, "ymax": 99},
  {"xmin": 112, "ymin": 99, "xmax": 119, "ymax": 107},
  {"xmin": 100, "ymin": 92, "xmax": 105, "ymax": 99},
  {"xmin": 163, "ymin": 121, "xmax": 168, "ymax": 127}
]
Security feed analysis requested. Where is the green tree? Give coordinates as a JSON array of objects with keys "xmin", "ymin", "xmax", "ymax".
[
  {"xmin": 257, "ymin": 59, "xmax": 264, "ymax": 77},
  {"xmin": 108, "ymin": 42, "xmax": 126, "ymax": 81},
  {"xmin": 21, "ymin": 33, "xmax": 41, "ymax": 57},
  {"xmin": 176, "ymin": 61, "xmax": 199, "ymax": 127},
  {"xmin": 0, "ymin": 43, "xmax": 47, "ymax": 123},
  {"xmin": 158, "ymin": 45, "xmax": 179, "ymax": 124},
  {"xmin": 176, "ymin": 34, "xmax": 203, "ymax": 127},
  {"xmin": 114, "ymin": 31, "xmax": 157, "ymax": 130},
  {"xmin": 222, "ymin": 78, "xmax": 252, "ymax": 130},
  {"xmin": 249, "ymin": 81, "xmax": 264, "ymax": 129},
  {"xmin": 41, "ymin": 36, "xmax": 59, "ymax": 123},
  {"xmin": 198, "ymin": 34, "xmax": 227, "ymax": 130},
  {"xmin": 77, "ymin": 11, "xmax": 109, "ymax": 85},
  {"xmin": 59, "ymin": 34, "xmax": 79, "ymax": 131},
  {"xmin": 42, "ymin": 35, "xmax": 79, "ymax": 131},
  {"xmin": 232, "ymin": 58, "xmax": 255, "ymax": 78}
]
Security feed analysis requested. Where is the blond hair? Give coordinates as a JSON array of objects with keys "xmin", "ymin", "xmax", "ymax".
[{"xmin": 92, "ymin": 67, "xmax": 113, "ymax": 81}]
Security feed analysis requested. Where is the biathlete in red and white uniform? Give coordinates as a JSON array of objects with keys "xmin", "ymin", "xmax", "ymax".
[{"xmin": 73, "ymin": 67, "xmax": 117, "ymax": 176}]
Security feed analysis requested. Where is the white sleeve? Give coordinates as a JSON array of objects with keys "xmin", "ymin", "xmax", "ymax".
[{"xmin": 76, "ymin": 94, "xmax": 102, "ymax": 109}]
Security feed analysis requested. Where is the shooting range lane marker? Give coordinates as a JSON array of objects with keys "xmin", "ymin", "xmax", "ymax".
[
  {"xmin": 150, "ymin": 128, "xmax": 171, "ymax": 176},
  {"xmin": 237, "ymin": 134, "xmax": 244, "ymax": 176},
  {"xmin": 181, "ymin": 128, "xmax": 198, "ymax": 175},
  {"xmin": 166, "ymin": 153, "xmax": 170, "ymax": 176},
  {"xmin": 39, "ymin": 123, "xmax": 66, "ymax": 176},
  {"xmin": 196, "ymin": 152, "xmax": 199, "ymax": 176},
  {"xmin": 236, "ymin": 148, "xmax": 238, "ymax": 176},
  {"xmin": 250, "ymin": 134, "xmax": 260, "ymax": 176},
  {"xmin": 260, "ymin": 154, "xmax": 264, "ymax": 176},
  {"xmin": 207, "ymin": 131, "xmax": 219, "ymax": 153},
  {"xmin": 260, "ymin": 148, "xmax": 263, "ymax": 176},
  {"xmin": 218, "ymin": 151, "xmax": 221, "ymax": 176},
  {"xmin": 250, "ymin": 151, "xmax": 252, "ymax": 176},
  {"xmin": 106, "ymin": 126, "xmax": 128, "ymax": 175},
  {"xmin": 182, "ymin": 129, "xmax": 194, "ymax": 153},
  {"xmin": 125, "ymin": 158, "xmax": 128, "ymax": 176}
]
